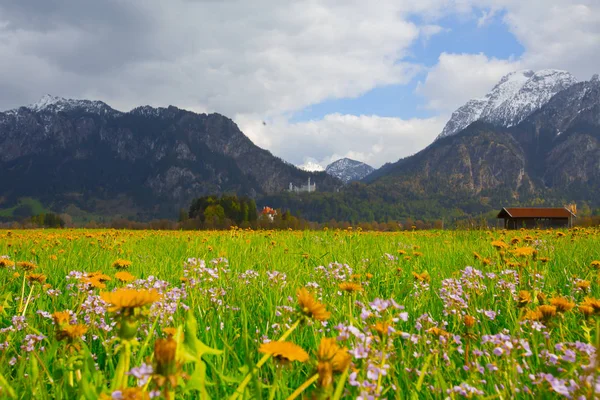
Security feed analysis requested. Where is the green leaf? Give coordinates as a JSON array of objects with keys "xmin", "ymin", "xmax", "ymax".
[
  {"xmin": 184, "ymin": 360, "xmax": 210, "ymax": 399},
  {"xmin": 182, "ymin": 310, "xmax": 222, "ymax": 364}
]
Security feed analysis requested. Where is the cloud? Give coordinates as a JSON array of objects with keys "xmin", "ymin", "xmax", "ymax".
[
  {"xmin": 416, "ymin": 1, "xmax": 600, "ymax": 115},
  {"xmin": 0, "ymin": 0, "xmax": 437, "ymax": 115},
  {"xmin": 416, "ymin": 53, "xmax": 521, "ymax": 112},
  {"xmin": 236, "ymin": 113, "xmax": 446, "ymax": 168}
]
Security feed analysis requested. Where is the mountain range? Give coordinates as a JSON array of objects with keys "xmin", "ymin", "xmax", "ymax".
[
  {"xmin": 1, "ymin": 68, "xmax": 599, "ymax": 222},
  {"xmin": 0, "ymin": 95, "xmax": 340, "ymax": 219},
  {"xmin": 366, "ymin": 70, "xmax": 600, "ymax": 209}
]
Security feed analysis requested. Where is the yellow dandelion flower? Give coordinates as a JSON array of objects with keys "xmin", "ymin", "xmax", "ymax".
[
  {"xmin": 522, "ymin": 309, "xmax": 542, "ymax": 321},
  {"xmin": 52, "ymin": 311, "xmax": 71, "ymax": 326},
  {"xmin": 339, "ymin": 282, "xmax": 364, "ymax": 293},
  {"xmin": 259, "ymin": 341, "xmax": 309, "ymax": 363},
  {"xmin": 115, "ymin": 271, "xmax": 136, "ymax": 283},
  {"xmin": 154, "ymin": 337, "xmax": 178, "ymax": 377},
  {"xmin": 297, "ymin": 288, "xmax": 330, "ymax": 321},
  {"xmin": 426, "ymin": 327, "xmax": 450, "ymax": 337},
  {"xmin": 412, "ymin": 271, "xmax": 430, "ymax": 283},
  {"xmin": 82, "ymin": 276, "xmax": 107, "ymax": 289},
  {"xmin": 549, "ymin": 297, "xmax": 575, "ymax": 313},
  {"xmin": 100, "ymin": 288, "xmax": 161, "ymax": 312},
  {"xmin": 537, "ymin": 305, "xmax": 557, "ymax": 320},
  {"xmin": 316, "ymin": 338, "xmax": 351, "ymax": 388},
  {"xmin": 58, "ymin": 324, "xmax": 88, "ymax": 341},
  {"xmin": 517, "ymin": 290, "xmax": 532, "ymax": 308},
  {"xmin": 576, "ymin": 280, "xmax": 591, "ymax": 292},
  {"xmin": 591, "ymin": 260, "xmax": 600, "ymax": 269},
  {"xmin": 26, "ymin": 273, "xmax": 47, "ymax": 284},
  {"xmin": 491, "ymin": 240, "xmax": 509, "ymax": 250},
  {"xmin": 511, "ymin": 237, "xmax": 521, "ymax": 245},
  {"xmin": 581, "ymin": 297, "xmax": 600, "ymax": 315},
  {"xmin": 579, "ymin": 305, "xmax": 595, "ymax": 317},
  {"xmin": 0, "ymin": 258, "xmax": 14, "ymax": 268},
  {"xmin": 17, "ymin": 261, "xmax": 38, "ymax": 271},
  {"xmin": 512, "ymin": 247, "xmax": 537, "ymax": 258},
  {"xmin": 463, "ymin": 315, "xmax": 476, "ymax": 328},
  {"xmin": 112, "ymin": 259, "xmax": 133, "ymax": 270}
]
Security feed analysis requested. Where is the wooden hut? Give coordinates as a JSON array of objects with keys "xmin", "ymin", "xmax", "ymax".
[{"xmin": 497, "ymin": 207, "xmax": 576, "ymax": 229}]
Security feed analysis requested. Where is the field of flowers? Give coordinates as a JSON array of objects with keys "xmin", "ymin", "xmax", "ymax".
[{"xmin": 1, "ymin": 227, "xmax": 600, "ymax": 399}]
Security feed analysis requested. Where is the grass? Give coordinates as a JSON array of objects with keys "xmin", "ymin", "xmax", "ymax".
[{"xmin": 0, "ymin": 227, "xmax": 599, "ymax": 399}]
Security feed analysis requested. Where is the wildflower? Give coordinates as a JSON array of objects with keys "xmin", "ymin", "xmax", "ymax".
[
  {"xmin": 57, "ymin": 324, "xmax": 88, "ymax": 341},
  {"xmin": 316, "ymin": 338, "xmax": 351, "ymax": 388},
  {"xmin": 522, "ymin": 309, "xmax": 542, "ymax": 321},
  {"xmin": 100, "ymin": 288, "xmax": 161, "ymax": 313},
  {"xmin": 339, "ymin": 282, "xmax": 364, "ymax": 293},
  {"xmin": 538, "ymin": 305, "xmax": 557, "ymax": 321},
  {"xmin": 372, "ymin": 321, "xmax": 394, "ymax": 336},
  {"xmin": 258, "ymin": 341, "xmax": 309, "ymax": 364},
  {"xmin": 0, "ymin": 258, "xmax": 14, "ymax": 268},
  {"xmin": 579, "ymin": 305, "xmax": 595, "ymax": 317},
  {"xmin": 412, "ymin": 271, "xmax": 431, "ymax": 283},
  {"xmin": 26, "ymin": 273, "xmax": 47, "ymax": 284},
  {"xmin": 539, "ymin": 257, "xmax": 550, "ymax": 263},
  {"xmin": 17, "ymin": 261, "xmax": 37, "ymax": 271},
  {"xmin": 512, "ymin": 247, "xmax": 537, "ymax": 258},
  {"xmin": 154, "ymin": 337, "xmax": 177, "ymax": 380},
  {"xmin": 52, "ymin": 311, "xmax": 71, "ymax": 326},
  {"xmin": 549, "ymin": 297, "xmax": 575, "ymax": 313},
  {"xmin": 115, "ymin": 271, "xmax": 136, "ymax": 283},
  {"xmin": 591, "ymin": 261, "xmax": 600, "ymax": 269},
  {"xmin": 511, "ymin": 237, "xmax": 521, "ymax": 245},
  {"xmin": 112, "ymin": 259, "xmax": 133, "ymax": 270},
  {"xmin": 297, "ymin": 288, "xmax": 330, "ymax": 321},
  {"xmin": 83, "ymin": 276, "xmax": 108, "ymax": 289},
  {"xmin": 517, "ymin": 291, "xmax": 532, "ymax": 308},
  {"xmin": 464, "ymin": 315, "xmax": 476, "ymax": 328},
  {"xmin": 491, "ymin": 240, "xmax": 509, "ymax": 250},
  {"xmin": 580, "ymin": 297, "xmax": 600, "ymax": 315},
  {"xmin": 426, "ymin": 327, "xmax": 450, "ymax": 338},
  {"xmin": 575, "ymin": 280, "xmax": 591, "ymax": 292}
]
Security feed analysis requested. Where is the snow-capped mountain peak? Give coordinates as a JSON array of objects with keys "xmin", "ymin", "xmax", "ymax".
[
  {"xmin": 437, "ymin": 69, "xmax": 577, "ymax": 140},
  {"xmin": 24, "ymin": 94, "xmax": 119, "ymax": 115},
  {"xmin": 297, "ymin": 160, "xmax": 325, "ymax": 172},
  {"xmin": 325, "ymin": 158, "xmax": 374, "ymax": 183}
]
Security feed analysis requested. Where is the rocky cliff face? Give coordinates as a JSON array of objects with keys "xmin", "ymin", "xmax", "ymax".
[{"xmin": 0, "ymin": 96, "xmax": 340, "ymax": 218}]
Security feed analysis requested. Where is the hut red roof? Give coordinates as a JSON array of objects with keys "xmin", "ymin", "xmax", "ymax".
[{"xmin": 497, "ymin": 207, "xmax": 575, "ymax": 218}]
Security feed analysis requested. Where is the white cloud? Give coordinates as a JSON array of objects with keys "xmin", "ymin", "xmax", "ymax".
[
  {"xmin": 1, "ymin": 0, "xmax": 599, "ymax": 168},
  {"xmin": 236, "ymin": 113, "xmax": 446, "ymax": 168},
  {"xmin": 416, "ymin": 53, "xmax": 521, "ymax": 112},
  {"xmin": 416, "ymin": 0, "xmax": 600, "ymax": 115}
]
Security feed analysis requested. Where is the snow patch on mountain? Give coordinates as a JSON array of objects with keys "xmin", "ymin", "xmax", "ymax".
[
  {"xmin": 437, "ymin": 69, "xmax": 577, "ymax": 140},
  {"xmin": 6, "ymin": 94, "xmax": 121, "ymax": 116},
  {"xmin": 325, "ymin": 158, "xmax": 374, "ymax": 183},
  {"xmin": 297, "ymin": 160, "xmax": 325, "ymax": 172}
]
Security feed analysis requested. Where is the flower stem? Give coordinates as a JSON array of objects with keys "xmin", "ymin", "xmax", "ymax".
[
  {"xmin": 21, "ymin": 285, "xmax": 35, "ymax": 316},
  {"xmin": 229, "ymin": 319, "xmax": 300, "ymax": 400},
  {"xmin": 111, "ymin": 340, "xmax": 132, "ymax": 390},
  {"xmin": 285, "ymin": 373, "xmax": 318, "ymax": 400}
]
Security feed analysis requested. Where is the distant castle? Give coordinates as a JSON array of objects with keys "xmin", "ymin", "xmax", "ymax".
[{"xmin": 289, "ymin": 177, "xmax": 316, "ymax": 193}]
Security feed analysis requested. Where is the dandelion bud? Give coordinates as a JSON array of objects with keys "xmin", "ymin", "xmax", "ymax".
[
  {"xmin": 463, "ymin": 315, "xmax": 476, "ymax": 328},
  {"xmin": 154, "ymin": 338, "xmax": 178, "ymax": 377}
]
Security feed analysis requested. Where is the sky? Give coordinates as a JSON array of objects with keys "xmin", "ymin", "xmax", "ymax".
[{"xmin": 0, "ymin": 0, "xmax": 599, "ymax": 168}]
